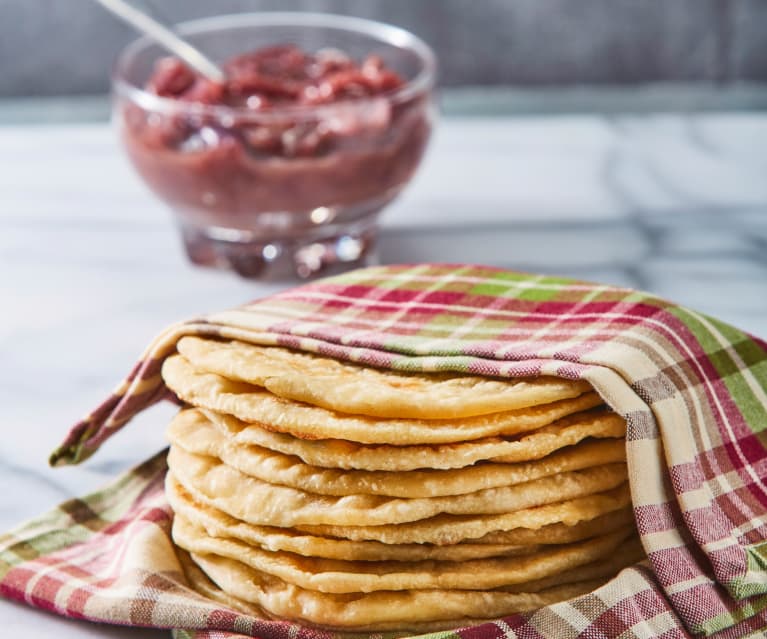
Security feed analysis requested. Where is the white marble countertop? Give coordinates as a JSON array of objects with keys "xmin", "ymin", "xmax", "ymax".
[{"xmin": 1, "ymin": 112, "xmax": 767, "ymax": 636}]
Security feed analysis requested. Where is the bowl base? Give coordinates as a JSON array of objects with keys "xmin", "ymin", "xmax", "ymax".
[{"xmin": 178, "ymin": 217, "xmax": 380, "ymax": 280}]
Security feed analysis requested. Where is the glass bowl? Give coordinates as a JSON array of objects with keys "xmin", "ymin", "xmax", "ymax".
[{"xmin": 113, "ymin": 12, "xmax": 436, "ymax": 279}]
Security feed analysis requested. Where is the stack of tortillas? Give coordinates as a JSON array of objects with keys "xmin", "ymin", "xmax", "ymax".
[{"xmin": 161, "ymin": 336, "xmax": 642, "ymax": 632}]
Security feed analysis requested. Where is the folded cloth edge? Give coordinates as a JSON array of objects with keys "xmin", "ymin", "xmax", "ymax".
[{"xmin": 20, "ymin": 264, "xmax": 767, "ymax": 636}]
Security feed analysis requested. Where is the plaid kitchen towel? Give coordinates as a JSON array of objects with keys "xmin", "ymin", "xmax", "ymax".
[{"xmin": 2, "ymin": 263, "xmax": 767, "ymax": 638}]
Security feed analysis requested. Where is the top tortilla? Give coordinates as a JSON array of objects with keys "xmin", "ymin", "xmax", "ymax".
[
  {"xmin": 162, "ymin": 354, "xmax": 602, "ymax": 445},
  {"xmin": 177, "ymin": 337, "xmax": 592, "ymax": 419}
]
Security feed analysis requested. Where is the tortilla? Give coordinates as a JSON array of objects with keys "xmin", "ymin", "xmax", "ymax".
[
  {"xmin": 176, "ymin": 337, "xmax": 592, "ymax": 419},
  {"xmin": 204, "ymin": 406, "xmax": 626, "ymax": 471},
  {"xmin": 173, "ymin": 517, "xmax": 633, "ymax": 593},
  {"xmin": 167, "ymin": 408, "xmax": 626, "ymax": 498},
  {"xmin": 163, "ymin": 354, "xmax": 604, "ymax": 445},
  {"xmin": 166, "ymin": 475, "xmax": 546, "ymax": 562},
  {"xmin": 177, "ymin": 550, "xmax": 560, "ymax": 632},
  {"xmin": 296, "ymin": 484, "xmax": 632, "ymax": 545},
  {"xmin": 167, "ymin": 445, "xmax": 628, "ymax": 527},
  {"xmin": 190, "ymin": 551, "xmax": 607, "ymax": 629}
]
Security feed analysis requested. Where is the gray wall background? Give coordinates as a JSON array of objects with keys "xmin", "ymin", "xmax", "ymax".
[{"xmin": 1, "ymin": 0, "xmax": 766, "ymax": 98}]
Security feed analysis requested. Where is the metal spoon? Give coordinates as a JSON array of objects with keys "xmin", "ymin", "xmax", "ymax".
[{"xmin": 94, "ymin": 0, "xmax": 226, "ymax": 83}]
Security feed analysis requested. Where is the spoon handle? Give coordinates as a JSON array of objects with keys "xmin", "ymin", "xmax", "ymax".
[{"xmin": 94, "ymin": 0, "xmax": 225, "ymax": 82}]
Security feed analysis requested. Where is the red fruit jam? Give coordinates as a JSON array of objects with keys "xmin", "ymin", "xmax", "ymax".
[{"xmin": 120, "ymin": 45, "xmax": 432, "ymax": 241}]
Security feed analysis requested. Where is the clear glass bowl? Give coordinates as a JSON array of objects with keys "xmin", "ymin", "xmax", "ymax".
[{"xmin": 113, "ymin": 12, "xmax": 436, "ymax": 278}]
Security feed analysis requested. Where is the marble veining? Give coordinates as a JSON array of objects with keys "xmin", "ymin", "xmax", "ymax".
[{"xmin": 1, "ymin": 112, "xmax": 766, "ymax": 636}]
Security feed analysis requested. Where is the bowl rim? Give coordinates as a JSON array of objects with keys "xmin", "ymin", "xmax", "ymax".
[{"xmin": 113, "ymin": 11, "xmax": 437, "ymax": 121}]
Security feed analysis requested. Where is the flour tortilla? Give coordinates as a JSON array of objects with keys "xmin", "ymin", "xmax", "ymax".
[
  {"xmin": 204, "ymin": 406, "xmax": 626, "ymax": 471},
  {"xmin": 189, "ymin": 551, "xmax": 606, "ymax": 629},
  {"xmin": 167, "ymin": 474, "xmax": 634, "ymax": 560},
  {"xmin": 470, "ymin": 506, "xmax": 634, "ymax": 545},
  {"xmin": 172, "ymin": 516, "xmax": 632, "ymax": 593},
  {"xmin": 176, "ymin": 336, "xmax": 592, "ymax": 419},
  {"xmin": 496, "ymin": 534, "xmax": 644, "ymax": 592},
  {"xmin": 166, "ymin": 474, "xmax": 544, "ymax": 562},
  {"xmin": 296, "ymin": 484, "xmax": 632, "ymax": 545},
  {"xmin": 163, "ymin": 355, "xmax": 603, "ymax": 445},
  {"xmin": 177, "ymin": 550, "xmax": 591, "ymax": 632},
  {"xmin": 167, "ymin": 445, "xmax": 628, "ymax": 527},
  {"xmin": 168, "ymin": 408, "xmax": 626, "ymax": 498}
]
